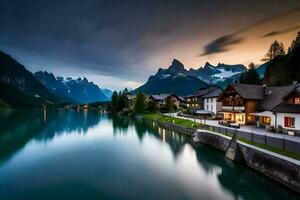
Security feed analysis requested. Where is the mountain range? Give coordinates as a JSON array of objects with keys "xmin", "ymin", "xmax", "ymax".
[
  {"xmin": 134, "ymin": 59, "xmax": 246, "ymax": 95},
  {"xmin": 0, "ymin": 50, "xmax": 59, "ymax": 108},
  {"xmin": 34, "ymin": 71, "xmax": 111, "ymax": 103},
  {"xmin": 0, "ymin": 50, "xmax": 112, "ymax": 108},
  {"xmin": 1, "ymin": 42, "xmax": 298, "ymax": 107}
]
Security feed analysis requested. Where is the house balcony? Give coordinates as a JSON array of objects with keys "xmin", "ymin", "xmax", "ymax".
[{"xmin": 222, "ymin": 106, "xmax": 245, "ymax": 112}]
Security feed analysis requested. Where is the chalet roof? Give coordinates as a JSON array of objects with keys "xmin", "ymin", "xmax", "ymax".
[
  {"xmin": 202, "ymin": 87, "xmax": 222, "ymax": 98},
  {"xmin": 126, "ymin": 95, "xmax": 136, "ymax": 100},
  {"xmin": 282, "ymin": 85, "xmax": 300, "ymax": 100},
  {"xmin": 230, "ymin": 84, "xmax": 264, "ymax": 100},
  {"xmin": 149, "ymin": 93, "xmax": 179, "ymax": 101},
  {"xmin": 271, "ymin": 103, "xmax": 300, "ymax": 113},
  {"xmin": 185, "ymin": 87, "xmax": 221, "ymax": 98},
  {"xmin": 259, "ymin": 85, "xmax": 295, "ymax": 111},
  {"xmin": 178, "ymin": 96, "xmax": 186, "ymax": 102}
]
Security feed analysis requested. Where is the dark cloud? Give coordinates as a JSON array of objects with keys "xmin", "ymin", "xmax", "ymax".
[
  {"xmin": 0, "ymin": 0, "xmax": 300, "ymax": 89},
  {"xmin": 201, "ymin": 7, "xmax": 300, "ymax": 56},
  {"xmin": 200, "ymin": 34, "xmax": 244, "ymax": 56},
  {"xmin": 261, "ymin": 25, "xmax": 300, "ymax": 38}
]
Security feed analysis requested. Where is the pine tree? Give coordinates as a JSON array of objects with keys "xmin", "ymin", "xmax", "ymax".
[
  {"xmin": 122, "ymin": 88, "xmax": 129, "ymax": 95},
  {"xmin": 261, "ymin": 40, "xmax": 285, "ymax": 61},
  {"xmin": 111, "ymin": 91, "xmax": 118, "ymax": 112},
  {"xmin": 117, "ymin": 94, "xmax": 128, "ymax": 111},
  {"xmin": 134, "ymin": 92, "xmax": 146, "ymax": 113},
  {"xmin": 165, "ymin": 96, "xmax": 173, "ymax": 111},
  {"xmin": 147, "ymin": 98, "xmax": 158, "ymax": 112},
  {"xmin": 239, "ymin": 63, "xmax": 261, "ymax": 85},
  {"xmin": 288, "ymin": 31, "xmax": 300, "ymax": 53}
]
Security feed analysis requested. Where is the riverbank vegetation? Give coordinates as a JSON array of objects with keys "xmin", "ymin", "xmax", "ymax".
[
  {"xmin": 109, "ymin": 90, "xmax": 178, "ymax": 115},
  {"xmin": 143, "ymin": 113, "xmax": 198, "ymax": 128}
]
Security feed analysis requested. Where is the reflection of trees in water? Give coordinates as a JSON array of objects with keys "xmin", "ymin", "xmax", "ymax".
[
  {"xmin": 36, "ymin": 109, "xmax": 101, "ymax": 142},
  {"xmin": 110, "ymin": 116, "xmax": 188, "ymax": 154},
  {"xmin": 109, "ymin": 114, "xmax": 132, "ymax": 136},
  {"xmin": 137, "ymin": 120, "xmax": 299, "ymax": 200},
  {"xmin": 141, "ymin": 120, "xmax": 188, "ymax": 158},
  {"xmin": 109, "ymin": 116, "xmax": 188, "ymax": 156},
  {"xmin": 0, "ymin": 109, "xmax": 101, "ymax": 165},
  {"xmin": 0, "ymin": 109, "xmax": 46, "ymax": 165}
]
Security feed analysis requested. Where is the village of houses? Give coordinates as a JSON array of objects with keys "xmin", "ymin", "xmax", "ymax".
[{"xmin": 128, "ymin": 83, "xmax": 300, "ymax": 139}]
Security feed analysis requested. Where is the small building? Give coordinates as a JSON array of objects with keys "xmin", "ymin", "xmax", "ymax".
[
  {"xmin": 268, "ymin": 85, "xmax": 300, "ymax": 136},
  {"xmin": 202, "ymin": 87, "xmax": 222, "ymax": 116},
  {"xmin": 218, "ymin": 84, "xmax": 264, "ymax": 125},
  {"xmin": 147, "ymin": 93, "xmax": 182, "ymax": 109},
  {"xmin": 251, "ymin": 85, "xmax": 294, "ymax": 129},
  {"xmin": 185, "ymin": 87, "xmax": 222, "ymax": 118},
  {"xmin": 125, "ymin": 94, "xmax": 136, "ymax": 107},
  {"xmin": 185, "ymin": 93, "xmax": 203, "ymax": 110}
]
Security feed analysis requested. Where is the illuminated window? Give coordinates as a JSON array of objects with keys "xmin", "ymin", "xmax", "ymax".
[
  {"xmin": 262, "ymin": 116, "xmax": 271, "ymax": 125},
  {"xmin": 284, "ymin": 117, "xmax": 295, "ymax": 128},
  {"xmin": 295, "ymin": 97, "xmax": 300, "ymax": 104},
  {"xmin": 236, "ymin": 114, "xmax": 244, "ymax": 122}
]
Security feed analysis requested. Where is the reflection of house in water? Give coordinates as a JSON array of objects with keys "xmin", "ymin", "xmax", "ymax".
[{"xmin": 156, "ymin": 126, "xmax": 188, "ymax": 157}]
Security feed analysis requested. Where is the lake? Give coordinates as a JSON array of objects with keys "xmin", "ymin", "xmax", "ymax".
[{"xmin": 0, "ymin": 109, "xmax": 298, "ymax": 200}]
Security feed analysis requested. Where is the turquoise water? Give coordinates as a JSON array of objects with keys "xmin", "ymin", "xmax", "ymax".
[{"xmin": 0, "ymin": 109, "xmax": 298, "ymax": 200}]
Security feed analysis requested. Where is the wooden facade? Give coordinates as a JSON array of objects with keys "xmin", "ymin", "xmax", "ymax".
[
  {"xmin": 185, "ymin": 95, "xmax": 203, "ymax": 110},
  {"xmin": 219, "ymin": 85, "xmax": 260, "ymax": 124}
]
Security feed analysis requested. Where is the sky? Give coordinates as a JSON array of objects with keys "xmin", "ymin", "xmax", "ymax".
[{"xmin": 0, "ymin": 0, "xmax": 300, "ymax": 91}]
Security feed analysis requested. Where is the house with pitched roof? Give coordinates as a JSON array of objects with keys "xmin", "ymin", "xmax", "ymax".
[
  {"xmin": 125, "ymin": 94, "xmax": 136, "ymax": 107},
  {"xmin": 147, "ymin": 93, "xmax": 182, "ymax": 109},
  {"xmin": 185, "ymin": 87, "xmax": 222, "ymax": 117},
  {"xmin": 219, "ymin": 83, "xmax": 300, "ymax": 135},
  {"xmin": 269, "ymin": 85, "xmax": 300, "ymax": 135},
  {"xmin": 218, "ymin": 84, "xmax": 264, "ymax": 125}
]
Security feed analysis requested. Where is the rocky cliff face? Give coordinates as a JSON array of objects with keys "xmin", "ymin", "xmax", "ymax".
[
  {"xmin": 34, "ymin": 71, "xmax": 110, "ymax": 103},
  {"xmin": 0, "ymin": 50, "xmax": 60, "ymax": 107}
]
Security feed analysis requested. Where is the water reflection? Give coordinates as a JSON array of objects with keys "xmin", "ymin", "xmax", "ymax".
[
  {"xmin": 0, "ymin": 110, "xmax": 298, "ymax": 200},
  {"xmin": 112, "ymin": 117, "xmax": 299, "ymax": 200},
  {"xmin": 0, "ymin": 109, "xmax": 101, "ymax": 165}
]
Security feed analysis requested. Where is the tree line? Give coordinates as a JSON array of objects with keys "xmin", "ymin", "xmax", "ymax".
[
  {"xmin": 109, "ymin": 89, "xmax": 179, "ymax": 115},
  {"xmin": 109, "ymin": 89, "xmax": 150, "ymax": 115},
  {"xmin": 239, "ymin": 30, "xmax": 300, "ymax": 85}
]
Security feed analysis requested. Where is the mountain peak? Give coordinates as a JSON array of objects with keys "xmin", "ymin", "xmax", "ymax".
[
  {"xmin": 169, "ymin": 59, "xmax": 185, "ymax": 71},
  {"xmin": 203, "ymin": 62, "xmax": 215, "ymax": 68},
  {"xmin": 82, "ymin": 77, "xmax": 89, "ymax": 83}
]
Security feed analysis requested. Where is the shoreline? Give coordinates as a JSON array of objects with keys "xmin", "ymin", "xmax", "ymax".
[{"xmin": 142, "ymin": 116, "xmax": 300, "ymax": 194}]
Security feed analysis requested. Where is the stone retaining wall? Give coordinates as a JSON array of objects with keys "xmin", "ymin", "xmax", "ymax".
[
  {"xmin": 156, "ymin": 121, "xmax": 196, "ymax": 136},
  {"xmin": 195, "ymin": 130, "xmax": 300, "ymax": 193}
]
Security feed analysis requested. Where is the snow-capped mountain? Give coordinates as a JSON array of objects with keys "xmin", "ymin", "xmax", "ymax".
[
  {"xmin": 134, "ymin": 59, "xmax": 246, "ymax": 95},
  {"xmin": 134, "ymin": 59, "xmax": 208, "ymax": 96},
  {"xmin": 188, "ymin": 62, "xmax": 246, "ymax": 85},
  {"xmin": 34, "ymin": 71, "xmax": 111, "ymax": 103}
]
